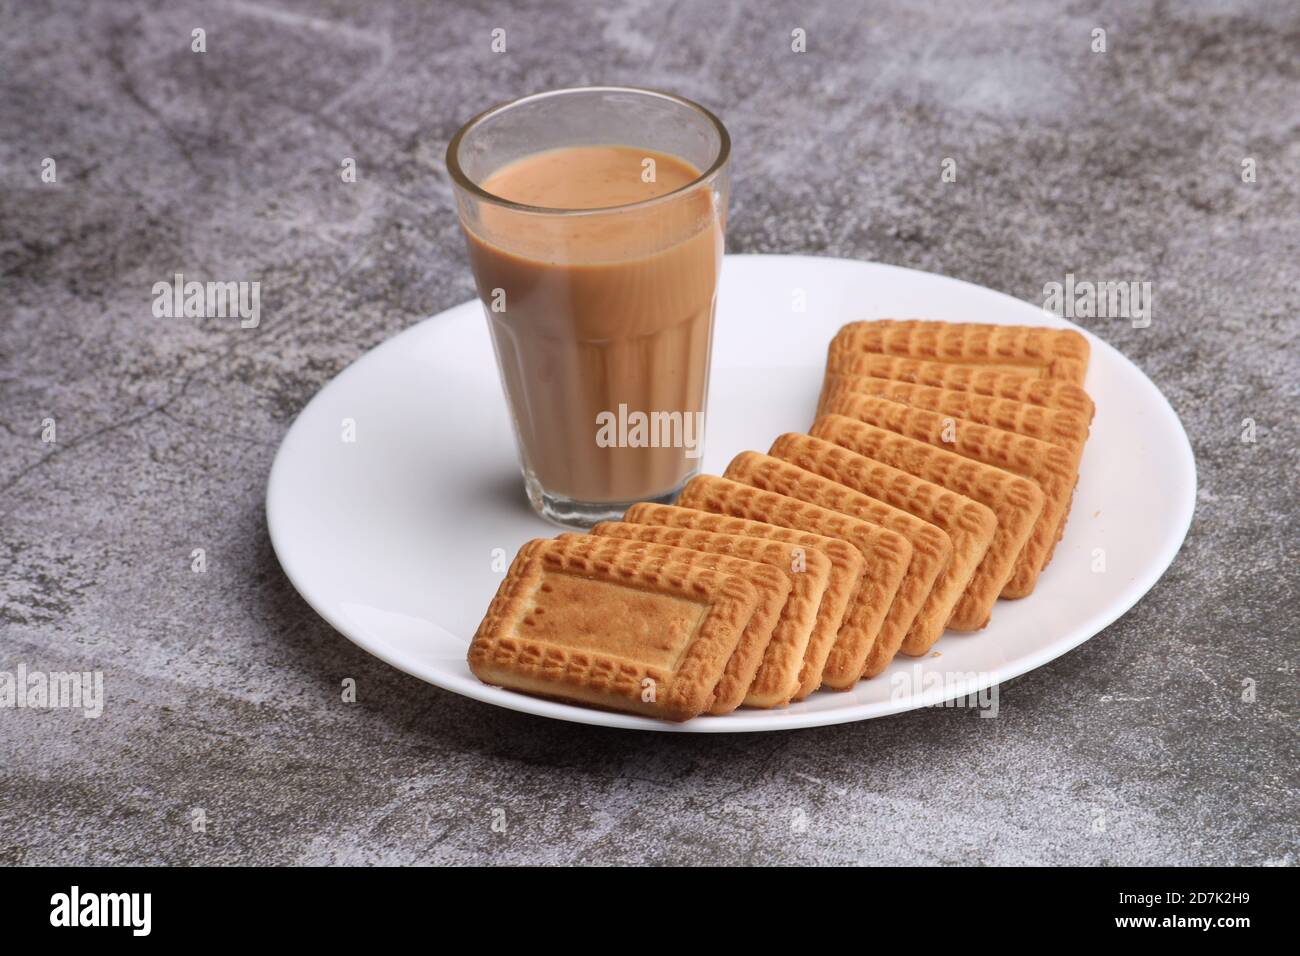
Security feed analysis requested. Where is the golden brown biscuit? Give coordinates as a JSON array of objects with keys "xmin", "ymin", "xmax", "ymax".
[
  {"xmin": 723, "ymin": 452, "xmax": 952, "ymax": 677},
  {"xmin": 829, "ymin": 319, "xmax": 1090, "ymax": 385},
  {"xmin": 467, "ymin": 538, "xmax": 761, "ymax": 721},
  {"xmin": 676, "ymin": 475, "xmax": 912, "ymax": 690},
  {"xmin": 554, "ymin": 533, "xmax": 792, "ymax": 715},
  {"xmin": 819, "ymin": 377, "xmax": 1092, "ymax": 584},
  {"xmin": 819, "ymin": 354, "xmax": 1094, "ymax": 421},
  {"xmin": 762, "ymin": 437, "xmax": 996, "ymax": 655},
  {"xmin": 810, "ymin": 414, "xmax": 1044, "ymax": 629},
  {"xmin": 822, "ymin": 392, "xmax": 1076, "ymax": 597},
  {"xmin": 623, "ymin": 502, "xmax": 864, "ymax": 700},
  {"xmin": 591, "ymin": 523, "xmax": 831, "ymax": 708},
  {"xmin": 819, "ymin": 377, "xmax": 1091, "ymax": 455}
]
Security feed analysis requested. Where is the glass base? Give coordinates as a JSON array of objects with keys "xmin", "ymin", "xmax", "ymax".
[{"xmin": 524, "ymin": 473, "xmax": 695, "ymax": 530}]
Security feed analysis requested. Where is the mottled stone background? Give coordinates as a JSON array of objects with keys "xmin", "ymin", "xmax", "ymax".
[{"xmin": 1, "ymin": 0, "xmax": 1296, "ymax": 865}]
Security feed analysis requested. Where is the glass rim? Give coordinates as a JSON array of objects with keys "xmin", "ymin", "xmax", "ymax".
[{"xmin": 445, "ymin": 85, "xmax": 731, "ymax": 217}]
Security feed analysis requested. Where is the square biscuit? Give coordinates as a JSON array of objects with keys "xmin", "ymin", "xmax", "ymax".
[
  {"xmin": 819, "ymin": 353, "xmax": 1095, "ymax": 422},
  {"xmin": 818, "ymin": 378, "xmax": 1091, "ymax": 582},
  {"xmin": 724, "ymin": 451, "xmax": 954, "ymax": 677},
  {"xmin": 467, "ymin": 537, "xmax": 761, "ymax": 721},
  {"xmin": 810, "ymin": 414, "xmax": 1044, "ymax": 630},
  {"xmin": 623, "ymin": 502, "xmax": 864, "ymax": 701},
  {"xmin": 676, "ymin": 475, "xmax": 912, "ymax": 691},
  {"xmin": 764, "ymin": 435, "xmax": 996, "ymax": 656},
  {"xmin": 823, "ymin": 392, "xmax": 1078, "ymax": 597},
  {"xmin": 819, "ymin": 376, "xmax": 1092, "ymax": 455},
  {"xmin": 829, "ymin": 319, "xmax": 1090, "ymax": 386},
  {"xmin": 555, "ymin": 533, "xmax": 793, "ymax": 715},
  {"xmin": 591, "ymin": 522, "xmax": 831, "ymax": 708}
]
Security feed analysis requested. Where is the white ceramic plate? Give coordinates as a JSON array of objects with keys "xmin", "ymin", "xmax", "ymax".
[{"xmin": 266, "ymin": 255, "xmax": 1195, "ymax": 732}]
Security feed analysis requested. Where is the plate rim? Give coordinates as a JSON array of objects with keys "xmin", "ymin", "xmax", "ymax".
[{"xmin": 266, "ymin": 253, "xmax": 1197, "ymax": 733}]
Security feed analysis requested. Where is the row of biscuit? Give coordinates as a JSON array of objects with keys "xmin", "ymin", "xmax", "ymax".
[{"xmin": 469, "ymin": 319, "xmax": 1095, "ymax": 721}]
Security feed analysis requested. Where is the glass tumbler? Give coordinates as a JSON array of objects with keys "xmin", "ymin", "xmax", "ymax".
[{"xmin": 446, "ymin": 86, "xmax": 731, "ymax": 528}]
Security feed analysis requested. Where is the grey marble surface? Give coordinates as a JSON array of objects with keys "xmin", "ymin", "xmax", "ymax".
[{"xmin": 2, "ymin": 0, "xmax": 1297, "ymax": 866}]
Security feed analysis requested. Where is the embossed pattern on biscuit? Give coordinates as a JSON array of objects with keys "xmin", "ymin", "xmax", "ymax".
[
  {"xmin": 555, "ymin": 533, "xmax": 792, "ymax": 715},
  {"xmin": 466, "ymin": 537, "xmax": 761, "ymax": 721},
  {"xmin": 829, "ymin": 319, "xmax": 1090, "ymax": 385},
  {"xmin": 591, "ymin": 522, "xmax": 830, "ymax": 709},
  {"xmin": 823, "ymin": 392, "xmax": 1077, "ymax": 598},
  {"xmin": 723, "ymin": 452, "xmax": 952, "ymax": 677},
  {"xmin": 765, "ymin": 434, "xmax": 996, "ymax": 654},
  {"xmin": 818, "ymin": 377, "xmax": 1092, "ymax": 583},
  {"xmin": 819, "ymin": 377, "xmax": 1092, "ymax": 454},
  {"xmin": 809, "ymin": 414, "xmax": 1044, "ymax": 630},
  {"xmin": 677, "ymin": 474, "xmax": 911, "ymax": 691},
  {"xmin": 623, "ymin": 502, "xmax": 864, "ymax": 700},
  {"xmin": 819, "ymin": 354, "xmax": 1095, "ymax": 421}
]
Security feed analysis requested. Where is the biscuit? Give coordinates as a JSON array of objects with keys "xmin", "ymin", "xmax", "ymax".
[
  {"xmin": 623, "ymin": 502, "xmax": 864, "ymax": 701},
  {"xmin": 819, "ymin": 376, "xmax": 1092, "ymax": 455},
  {"xmin": 467, "ymin": 537, "xmax": 761, "ymax": 721},
  {"xmin": 676, "ymin": 475, "xmax": 912, "ymax": 690},
  {"xmin": 819, "ymin": 378, "xmax": 1091, "ymax": 583},
  {"xmin": 591, "ymin": 522, "xmax": 831, "ymax": 708},
  {"xmin": 829, "ymin": 319, "xmax": 1090, "ymax": 386},
  {"xmin": 763, "ymin": 436, "xmax": 996, "ymax": 655},
  {"xmin": 723, "ymin": 452, "xmax": 953, "ymax": 676},
  {"xmin": 554, "ymin": 532, "xmax": 793, "ymax": 714},
  {"xmin": 822, "ymin": 392, "xmax": 1076, "ymax": 597},
  {"xmin": 810, "ymin": 414, "xmax": 1044, "ymax": 629},
  {"xmin": 819, "ymin": 353, "xmax": 1095, "ymax": 421}
]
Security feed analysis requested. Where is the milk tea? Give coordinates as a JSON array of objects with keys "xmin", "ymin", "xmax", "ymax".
[{"xmin": 463, "ymin": 145, "xmax": 723, "ymax": 504}]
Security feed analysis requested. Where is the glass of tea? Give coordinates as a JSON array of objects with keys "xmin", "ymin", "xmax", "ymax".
[{"xmin": 446, "ymin": 86, "xmax": 731, "ymax": 528}]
